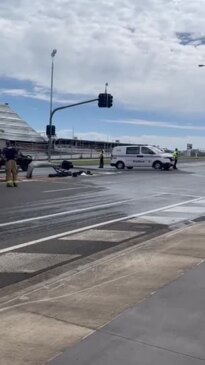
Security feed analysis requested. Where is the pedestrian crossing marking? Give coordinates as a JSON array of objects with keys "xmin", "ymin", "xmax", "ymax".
[
  {"xmin": 0, "ymin": 253, "xmax": 80, "ymax": 273},
  {"xmin": 60, "ymin": 229, "xmax": 144, "ymax": 242}
]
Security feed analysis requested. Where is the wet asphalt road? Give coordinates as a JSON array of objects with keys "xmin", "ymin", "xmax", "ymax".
[{"xmin": 0, "ymin": 162, "xmax": 205, "ymax": 289}]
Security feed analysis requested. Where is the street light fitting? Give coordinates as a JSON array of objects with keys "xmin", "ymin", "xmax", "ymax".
[
  {"xmin": 51, "ymin": 49, "xmax": 57, "ymax": 58},
  {"xmin": 198, "ymin": 64, "xmax": 205, "ymax": 67}
]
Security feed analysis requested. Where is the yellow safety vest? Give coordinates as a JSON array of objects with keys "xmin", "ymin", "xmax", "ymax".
[{"xmin": 173, "ymin": 151, "xmax": 179, "ymax": 159}]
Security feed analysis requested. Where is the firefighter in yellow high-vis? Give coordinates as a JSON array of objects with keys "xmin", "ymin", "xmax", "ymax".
[
  {"xmin": 3, "ymin": 141, "xmax": 18, "ymax": 187},
  {"xmin": 173, "ymin": 148, "xmax": 179, "ymax": 170}
]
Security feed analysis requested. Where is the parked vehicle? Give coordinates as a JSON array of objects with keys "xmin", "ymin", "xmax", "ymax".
[{"xmin": 110, "ymin": 145, "xmax": 174, "ymax": 170}]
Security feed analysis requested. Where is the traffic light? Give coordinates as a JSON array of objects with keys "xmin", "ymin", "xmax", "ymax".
[
  {"xmin": 98, "ymin": 93, "xmax": 107, "ymax": 107},
  {"xmin": 46, "ymin": 125, "xmax": 56, "ymax": 136},
  {"xmin": 98, "ymin": 93, "xmax": 113, "ymax": 108},
  {"xmin": 107, "ymin": 94, "xmax": 113, "ymax": 108}
]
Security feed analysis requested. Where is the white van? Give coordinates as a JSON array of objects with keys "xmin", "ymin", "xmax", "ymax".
[{"xmin": 110, "ymin": 145, "xmax": 174, "ymax": 170}]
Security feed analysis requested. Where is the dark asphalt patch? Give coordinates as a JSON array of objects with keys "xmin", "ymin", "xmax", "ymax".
[
  {"xmin": 0, "ymin": 272, "xmax": 32, "ymax": 289},
  {"xmin": 98, "ymin": 221, "xmax": 167, "ymax": 233},
  {"xmin": 16, "ymin": 240, "xmax": 120, "ymax": 256},
  {"xmin": 193, "ymin": 216, "xmax": 205, "ymax": 223}
]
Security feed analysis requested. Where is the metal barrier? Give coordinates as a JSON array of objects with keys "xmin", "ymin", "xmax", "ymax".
[
  {"xmin": 26, "ymin": 161, "xmax": 60, "ymax": 179},
  {"xmin": 26, "ymin": 160, "xmax": 74, "ymax": 179}
]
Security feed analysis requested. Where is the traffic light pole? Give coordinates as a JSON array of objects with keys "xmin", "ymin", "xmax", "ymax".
[
  {"xmin": 47, "ymin": 98, "xmax": 98, "ymax": 161},
  {"xmin": 48, "ymin": 53, "xmax": 56, "ymax": 162}
]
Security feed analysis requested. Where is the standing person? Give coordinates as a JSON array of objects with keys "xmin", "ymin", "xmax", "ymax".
[
  {"xmin": 3, "ymin": 141, "xmax": 18, "ymax": 187},
  {"xmin": 173, "ymin": 148, "xmax": 179, "ymax": 170},
  {"xmin": 99, "ymin": 150, "xmax": 104, "ymax": 168}
]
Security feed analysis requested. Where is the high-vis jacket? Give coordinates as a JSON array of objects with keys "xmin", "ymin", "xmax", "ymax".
[{"xmin": 173, "ymin": 150, "xmax": 179, "ymax": 159}]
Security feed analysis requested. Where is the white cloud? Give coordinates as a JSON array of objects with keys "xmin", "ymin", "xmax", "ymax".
[
  {"xmin": 0, "ymin": 87, "xmax": 77, "ymax": 104},
  {"xmin": 105, "ymin": 118, "xmax": 205, "ymax": 131},
  {"xmin": 0, "ymin": 0, "xmax": 205, "ymax": 115},
  {"xmin": 56, "ymin": 129, "xmax": 205, "ymax": 150}
]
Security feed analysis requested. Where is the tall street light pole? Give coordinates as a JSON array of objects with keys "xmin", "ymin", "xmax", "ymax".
[{"xmin": 48, "ymin": 49, "xmax": 57, "ymax": 162}]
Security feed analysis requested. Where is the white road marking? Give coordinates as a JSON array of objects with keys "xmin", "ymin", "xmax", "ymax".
[
  {"xmin": 165, "ymin": 206, "xmax": 205, "ymax": 213},
  {"xmin": 191, "ymin": 174, "xmax": 205, "ymax": 178},
  {"xmin": 192, "ymin": 199, "xmax": 205, "ymax": 204},
  {"xmin": 0, "ymin": 196, "xmax": 203, "ymax": 254},
  {"xmin": 0, "ymin": 253, "xmax": 80, "ymax": 273},
  {"xmin": 128, "ymin": 215, "xmax": 187, "ymax": 225},
  {"xmin": 60, "ymin": 229, "xmax": 143, "ymax": 242},
  {"xmin": 160, "ymin": 192, "xmax": 202, "ymax": 198},
  {"xmin": 0, "ymin": 199, "xmax": 132, "ymax": 228},
  {"xmin": 43, "ymin": 186, "xmax": 91, "ymax": 193},
  {"xmin": 0, "ymin": 193, "xmax": 171, "ymax": 228}
]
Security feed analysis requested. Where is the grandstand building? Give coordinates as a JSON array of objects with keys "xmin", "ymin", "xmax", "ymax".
[
  {"xmin": 52, "ymin": 137, "xmax": 126, "ymax": 153},
  {"xmin": 0, "ymin": 103, "xmax": 45, "ymax": 151}
]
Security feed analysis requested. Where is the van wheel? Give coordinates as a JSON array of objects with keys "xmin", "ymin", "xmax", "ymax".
[
  {"xmin": 127, "ymin": 166, "xmax": 133, "ymax": 170},
  {"xmin": 153, "ymin": 161, "xmax": 162, "ymax": 170},
  {"xmin": 116, "ymin": 161, "xmax": 125, "ymax": 169}
]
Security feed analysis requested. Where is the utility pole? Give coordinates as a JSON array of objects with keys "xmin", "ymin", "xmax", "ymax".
[{"xmin": 48, "ymin": 49, "xmax": 57, "ymax": 162}]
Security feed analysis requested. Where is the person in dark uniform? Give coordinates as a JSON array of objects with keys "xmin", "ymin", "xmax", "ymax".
[
  {"xmin": 99, "ymin": 150, "xmax": 104, "ymax": 168},
  {"xmin": 172, "ymin": 148, "xmax": 179, "ymax": 170},
  {"xmin": 3, "ymin": 141, "xmax": 18, "ymax": 187}
]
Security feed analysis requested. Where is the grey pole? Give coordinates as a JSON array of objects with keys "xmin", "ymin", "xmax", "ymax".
[{"xmin": 48, "ymin": 49, "xmax": 57, "ymax": 162}]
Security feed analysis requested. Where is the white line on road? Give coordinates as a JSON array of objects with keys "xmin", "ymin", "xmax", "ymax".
[
  {"xmin": 0, "ymin": 199, "xmax": 132, "ymax": 228},
  {"xmin": 191, "ymin": 174, "xmax": 205, "ymax": 178},
  {"xmin": 0, "ymin": 193, "xmax": 168, "ymax": 228},
  {"xmin": 43, "ymin": 186, "xmax": 92, "ymax": 193},
  {"xmin": 156, "ymin": 192, "xmax": 202, "ymax": 198},
  {"xmin": 0, "ymin": 196, "xmax": 203, "ymax": 254}
]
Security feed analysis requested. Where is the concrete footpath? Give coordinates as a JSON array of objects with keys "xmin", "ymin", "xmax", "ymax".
[
  {"xmin": 0, "ymin": 221, "xmax": 205, "ymax": 364},
  {"xmin": 47, "ymin": 221, "xmax": 205, "ymax": 365},
  {"xmin": 49, "ymin": 248, "xmax": 205, "ymax": 365}
]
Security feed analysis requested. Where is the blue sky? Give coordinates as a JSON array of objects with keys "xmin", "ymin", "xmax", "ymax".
[{"xmin": 1, "ymin": 0, "xmax": 205, "ymax": 149}]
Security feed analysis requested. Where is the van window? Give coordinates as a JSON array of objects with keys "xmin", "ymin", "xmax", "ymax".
[
  {"xmin": 126, "ymin": 147, "xmax": 140, "ymax": 154},
  {"xmin": 141, "ymin": 146, "xmax": 155, "ymax": 154}
]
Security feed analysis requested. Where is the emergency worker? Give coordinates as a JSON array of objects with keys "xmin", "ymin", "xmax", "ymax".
[
  {"xmin": 3, "ymin": 141, "xmax": 18, "ymax": 187},
  {"xmin": 99, "ymin": 150, "xmax": 104, "ymax": 168},
  {"xmin": 173, "ymin": 148, "xmax": 179, "ymax": 170}
]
